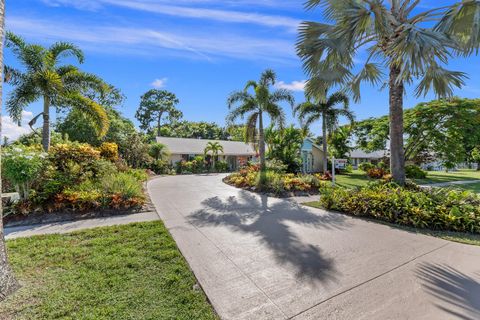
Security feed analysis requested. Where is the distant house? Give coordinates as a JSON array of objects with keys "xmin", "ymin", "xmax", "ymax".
[
  {"xmin": 156, "ymin": 136, "xmax": 257, "ymax": 170},
  {"xmin": 348, "ymin": 149, "xmax": 387, "ymax": 169},
  {"xmin": 300, "ymin": 138, "xmax": 326, "ymax": 173}
]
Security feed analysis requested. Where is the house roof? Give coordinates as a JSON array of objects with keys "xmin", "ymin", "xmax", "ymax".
[
  {"xmin": 156, "ymin": 137, "xmax": 256, "ymax": 156},
  {"xmin": 349, "ymin": 149, "xmax": 386, "ymax": 159}
]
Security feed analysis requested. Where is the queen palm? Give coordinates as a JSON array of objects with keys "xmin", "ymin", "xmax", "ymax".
[
  {"xmin": 227, "ymin": 69, "xmax": 294, "ymax": 171},
  {"xmin": 295, "ymin": 92, "xmax": 354, "ymax": 172},
  {"xmin": 204, "ymin": 141, "xmax": 224, "ymax": 169},
  {"xmin": 297, "ymin": 0, "xmax": 480, "ymax": 185},
  {"xmin": 0, "ymin": 2, "xmax": 19, "ymax": 300},
  {"xmin": 5, "ymin": 32, "xmax": 109, "ymax": 151}
]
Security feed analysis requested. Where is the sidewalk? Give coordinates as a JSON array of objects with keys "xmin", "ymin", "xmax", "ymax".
[{"xmin": 5, "ymin": 211, "xmax": 159, "ymax": 239}]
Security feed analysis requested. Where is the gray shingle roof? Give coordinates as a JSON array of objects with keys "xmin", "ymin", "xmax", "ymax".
[
  {"xmin": 156, "ymin": 137, "xmax": 256, "ymax": 156},
  {"xmin": 349, "ymin": 149, "xmax": 387, "ymax": 159}
]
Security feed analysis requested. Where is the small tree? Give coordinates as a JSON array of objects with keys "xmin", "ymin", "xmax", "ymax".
[
  {"xmin": 149, "ymin": 143, "xmax": 169, "ymax": 161},
  {"xmin": 472, "ymin": 147, "xmax": 480, "ymax": 171},
  {"xmin": 136, "ymin": 89, "xmax": 182, "ymax": 137},
  {"xmin": 204, "ymin": 142, "xmax": 224, "ymax": 170}
]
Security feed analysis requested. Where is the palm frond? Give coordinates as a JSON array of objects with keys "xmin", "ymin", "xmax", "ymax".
[
  {"xmin": 227, "ymin": 90, "xmax": 254, "ymax": 109},
  {"xmin": 415, "ymin": 62, "xmax": 466, "ymax": 98},
  {"xmin": 270, "ymin": 88, "xmax": 295, "ymax": 107},
  {"xmin": 6, "ymin": 82, "xmax": 41, "ymax": 124},
  {"xmin": 226, "ymin": 100, "xmax": 257, "ymax": 123},
  {"xmin": 259, "ymin": 69, "xmax": 276, "ymax": 86},
  {"xmin": 245, "ymin": 112, "xmax": 259, "ymax": 144},
  {"xmin": 65, "ymin": 92, "xmax": 110, "ymax": 137},
  {"xmin": 49, "ymin": 41, "xmax": 85, "ymax": 64}
]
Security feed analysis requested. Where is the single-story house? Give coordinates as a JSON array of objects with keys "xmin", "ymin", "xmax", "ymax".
[
  {"xmin": 348, "ymin": 149, "xmax": 387, "ymax": 169},
  {"xmin": 300, "ymin": 138, "xmax": 326, "ymax": 173},
  {"xmin": 156, "ymin": 136, "xmax": 257, "ymax": 170}
]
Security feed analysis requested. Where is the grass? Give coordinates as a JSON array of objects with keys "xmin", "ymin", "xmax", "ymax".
[
  {"xmin": 333, "ymin": 170, "xmax": 370, "ymax": 188},
  {"xmin": 0, "ymin": 221, "xmax": 218, "ymax": 320},
  {"xmin": 414, "ymin": 169, "xmax": 480, "ymax": 185},
  {"xmin": 453, "ymin": 182, "xmax": 480, "ymax": 193},
  {"xmin": 304, "ymin": 201, "xmax": 480, "ymax": 246}
]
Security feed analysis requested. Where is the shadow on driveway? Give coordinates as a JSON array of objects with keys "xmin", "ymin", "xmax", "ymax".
[
  {"xmin": 417, "ymin": 263, "xmax": 480, "ymax": 320},
  {"xmin": 188, "ymin": 190, "xmax": 350, "ymax": 283}
]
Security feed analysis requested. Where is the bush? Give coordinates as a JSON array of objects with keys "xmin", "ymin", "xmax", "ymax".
[
  {"xmin": 102, "ymin": 172, "xmax": 145, "ymax": 200},
  {"xmin": 266, "ymin": 159, "xmax": 287, "ymax": 173},
  {"xmin": 2, "ymin": 146, "xmax": 46, "ymax": 199},
  {"xmin": 49, "ymin": 142, "xmax": 100, "ymax": 170},
  {"xmin": 214, "ymin": 160, "xmax": 229, "ymax": 173},
  {"xmin": 150, "ymin": 159, "xmax": 174, "ymax": 175},
  {"xmin": 319, "ymin": 182, "xmax": 480, "ymax": 233},
  {"xmin": 406, "ymin": 164, "xmax": 427, "ymax": 179},
  {"xmin": 359, "ymin": 162, "xmax": 375, "ymax": 172},
  {"xmin": 98, "ymin": 142, "xmax": 119, "ymax": 161},
  {"xmin": 366, "ymin": 167, "xmax": 388, "ymax": 179}
]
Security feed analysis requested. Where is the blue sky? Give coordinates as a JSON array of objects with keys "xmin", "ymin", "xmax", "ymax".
[{"xmin": 5, "ymin": 0, "xmax": 480, "ymax": 140}]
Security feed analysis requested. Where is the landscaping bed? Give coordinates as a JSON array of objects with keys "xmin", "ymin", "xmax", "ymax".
[
  {"xmin": 0, "ymin": 221, "xmax": 218, "ymax": 319},
  {"xmin": 223, "ymin": 164, "xmax": 331, "ymax": 197}
]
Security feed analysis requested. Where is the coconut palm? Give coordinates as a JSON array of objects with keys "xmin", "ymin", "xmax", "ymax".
[
  {"xmin": 297, "ymin": 0, "xmax": 480, "ymax": 185},
  {"xmin": 5, "ymin": 32, "xmax": 109, "ymax": 151},
  {"xmin": 295, "ymin": 92, "xmax": 354, "ymax": 172},
  {"xmin": 204, "ymin": 141, "xmax": 224, "ymax": 169},
  {"xmin": 0, "ymin": 1, "xmax": 19, "ymax": 300},
  {"xmin": 227, "ymin": 69, "xmax": 295, "ymax": 171}
]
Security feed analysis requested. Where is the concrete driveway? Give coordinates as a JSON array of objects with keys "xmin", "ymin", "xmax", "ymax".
[{"xmin": 148, "ymin": 174, "xmax": 480, "ymax": 320}]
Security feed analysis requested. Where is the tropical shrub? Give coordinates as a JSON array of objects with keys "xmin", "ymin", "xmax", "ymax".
[
  {"xmin": 358, "ymin": 162, "xmax": 375, "ymax": 172},
  {"xmin": 101, "ymin": 172, "xmax": 145, "ymax": 200},
  {"xmin": 366, "ymin": 167, "xmax": 388, "ymax": 179},
  {"xmin": 98, "ymin": 142, "xmax": 119, "ymax": 161},
  {"xmin": 49, "ymin": 142, "xmax": 100, "ymax": 170},
  {"xmin": 119, "ymin": 133, "xmax": 152, "ymax": 168},
  {"xmin": 215, "ymin": 160, "xmax": 229, "ymax": 173},
  {"xmin": 266, "ymin": 159, "xmax": 288, "ymax": 173},
  {"xmin": 405, "ymin": 164, "xmax": 427, "ymax": 179},
  {"xmin": 318, "ymin": 182, "xmax": 480, "ymax": 233},
  {"xmin": 2, "ymin": 146, "xmax": 46, "ymax": 199},
  {"xmin": 150, "ymin": 159, "xmax": 174, "ymax": 175}
]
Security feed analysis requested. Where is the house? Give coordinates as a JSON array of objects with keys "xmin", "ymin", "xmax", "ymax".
[
  {"xmin": 156, "ymin": 136, "xmax": 257, "ymax": 170},
  {"xmin": 348, "ymin": 149, "xmax": 387, "ymax": 169},
  {"xmin": 300, "ymin": 138, "xmax": 326, "ymax": 173}
]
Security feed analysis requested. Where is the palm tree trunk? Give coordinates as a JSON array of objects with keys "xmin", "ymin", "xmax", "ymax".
[
  {"xmin": 389, "ymin": 65, "xmax": 406, "ymax": 185},
  {"xmin": 258, "ymin": 111, "xmax": 266, "ymax": 172},
  {"xmin": 322, "ymin": 113, "xmax": 328, "ymax": 173},
  {"xmin": 0, "ymin": 0, "xmax": 19, "ymax": 301},
  {"xmin": 41, "ymin": 96, "xmax": 51, "ymax": 152}
]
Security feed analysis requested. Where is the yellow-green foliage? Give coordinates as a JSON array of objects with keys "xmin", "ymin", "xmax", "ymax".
[
  {"xmin": 49, "ymin": 142, "xmax": 100, "ymax": 169},
  {"xmin": 319, "ymin": 182, "xmax": 480, "ymax": 233},
  {"xmin": 98, "ymin": 142, "xmax": 119, "ymax": 161}
]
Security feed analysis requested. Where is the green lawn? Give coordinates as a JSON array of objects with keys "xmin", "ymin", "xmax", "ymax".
[
  {"xmin": 414, "ymin": 169, "xmax": 480, "ymax": 185},
  {"xmin": 0, "ymin": 221, "xmax": 218, "ymax": 320},
  {"xmin": 304, "ymin": 201, "xmax": 480, "ymax": 246},
  {"xmin": 332, "ymin": 169, "xmax": 480, "ymax": 189},
  {"xmin": 450, "ymin": 182, "xmax": 480, "ymax": 193}
]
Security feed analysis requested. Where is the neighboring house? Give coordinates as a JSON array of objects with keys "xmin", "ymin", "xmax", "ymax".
[
  {"xmin": 300, "ymin": 138, "xmax": 326, "ymax": 173},
  {"xmin": 349, "ymin": 149, "xmax": 387, "ymax": 169},
  {"xmin": 156, "ymin": 136, "xmax": 257, "ymax": 170}
]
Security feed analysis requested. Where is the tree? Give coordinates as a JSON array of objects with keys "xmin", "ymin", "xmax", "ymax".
[
  {"xmin": 265, "ymin": 125, "xmax": 304, "ymax": 173},
  {"xmin": 149, "ymin": 143, "xmax": 169, "ymax": 161},
  {"xmin": 297, "ymin": 0, "xmax": 478, "ymax": 185},
  {"xmin": 328, "ymin": 125, "xmax": 353, "ymax": 159},
  {"xmin": 472, "ymin": 147, "xmax": 480, "ymax": 171},
  {"xmin": 295, "ymin": 92, "xmax": 353, "ymax": 172},
  {"xmin": 136, "ymin": 89, "xmax": 182, "ymax": 137},
  {"xmin": 227, "ymin": 69, "xmax": 294, "ymax": 171},
  {"xmin": 5, "ymin": 32, "xmax": 109, "ymax": 151},
  {"xmin": 204, "ymin": 142, "xmax": 224, "ymax": 169},
  {"xmin": 56, "ymin": 86, "xmax": 136, "ymax": 147},
  {"xmin": 157, "ymin": 121, "xmax": 229, "ymax": 141},
  {"xmin": 0, "ymin": 0, "xmax": 19, "ymax": 300}
]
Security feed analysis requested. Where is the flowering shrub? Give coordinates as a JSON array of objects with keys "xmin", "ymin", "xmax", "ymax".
[
  {"xmin": 2, "ymin": 146, "xmax": 46, "ymax": 199},
  {"xmin": 98, "ymin": 142, "xmax": 119, "ymax": 161},
  {"xmin": 319, "ymin": 181, "xmax": 480, "ymax": 233}
]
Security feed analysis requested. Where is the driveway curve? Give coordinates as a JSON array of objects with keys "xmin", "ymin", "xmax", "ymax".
[{"xmin": 148, "ymin": 174, "xmax": 480, "ymax": 320}]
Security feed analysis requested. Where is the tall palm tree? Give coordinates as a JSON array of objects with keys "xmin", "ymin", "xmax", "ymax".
[
  {"xmin": 0, "ymin": 1, "xmax": 19, "ymax": 300},
  {"xmin": 5, "ymin": 32, "xmax": 109, "ymax": 151},
  {"xmin": 204, "ymin": 141, "xmax": 224, "ymax": 169},
  {"xmin": 295, "ymin": 92, "xmax": 354, "ymax": 172},
  {"xmin": 227, "ymin": 69, "xmax": 295, "ymax": 171},
  {"xmin": 297, "ymin": 0, "xmax": 479, "ymax": 185}
]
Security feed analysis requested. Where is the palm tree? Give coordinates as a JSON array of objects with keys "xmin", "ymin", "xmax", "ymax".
[
  {"xmin": 0, "ymin": 1, "xmax": 19, "ymax": 300},
  {"xmin": 227, "ymin": 69, "xmax": 295, "ymax": 171},
  {"xmin": 204, "ymin": 141, "xmax": 224, "ymax": 170},
  {"xmin": 297, "ymin": 0, "xmax": 480, "ymax": 185},
  {"xmin": 295, "ymin": 92, "xmax": 354, "ymax": 172},
  {"xmin": 149, "ymin": 142, "xmax": 169, "ymax": 161},
  {"xmin": 5, "ymin": 32, "xmax": 109, "ymax": 151}
]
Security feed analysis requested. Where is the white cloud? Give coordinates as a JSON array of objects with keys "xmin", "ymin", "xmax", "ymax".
[
  {"xmin": 151, "ymin": 78, "xmax": 168, "ymax": 88},
  {"xmin": 2, "ymin": 111, "xmax": 34, "ymax": 142},
  {"xmin": 276, "ymin": 80, "xmax": 306, "ymax": 92},
  {"xmin": 40, "ymin": 0, "xmax": 102, "ymax": 10},
  {"xmin": 7, "ymin": 16, "xmax": 296, "ymax": 62}
]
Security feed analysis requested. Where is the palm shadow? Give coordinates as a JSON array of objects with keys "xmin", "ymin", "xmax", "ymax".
[
  {"xmin": 188, "ymin": 190, "xmax": 350, "ymax": 283},
  {"xmin": 417, "ymin": 263, "xmax": 480, "ymax": 320}
]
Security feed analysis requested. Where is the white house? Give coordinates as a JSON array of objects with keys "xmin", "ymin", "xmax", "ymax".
[
  {"xmin": 348, "ymin": 149, "xmax": 387, "ymax": 169},
  {"xmin": 156, "ymin": 136, "xmax": 257, "ymax": 170}
]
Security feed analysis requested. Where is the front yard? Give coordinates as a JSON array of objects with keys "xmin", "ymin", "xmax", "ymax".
[{"xmin": 0, "ymin": 221, "xmax": 218, "ymax": 320}]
